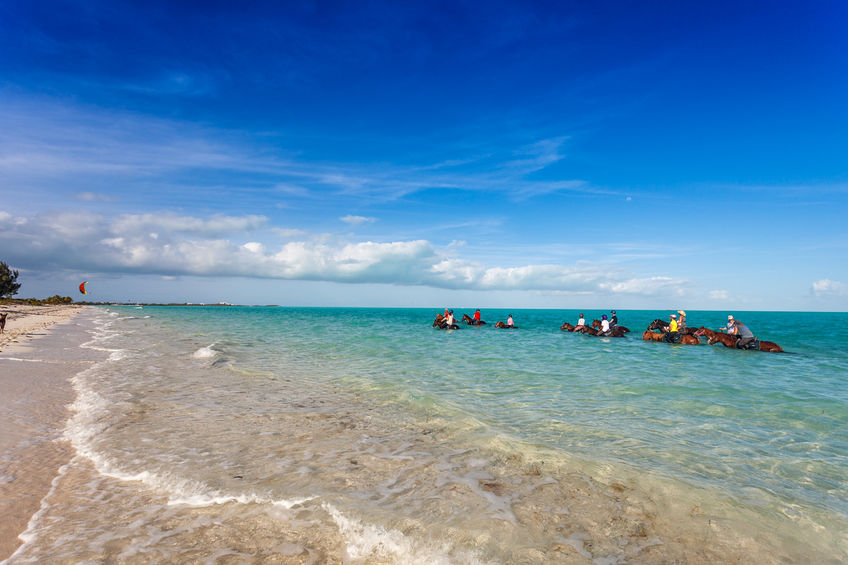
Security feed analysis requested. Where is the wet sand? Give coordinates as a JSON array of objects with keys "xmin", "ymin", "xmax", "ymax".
[{"xmin": 0, "ymin": 304, "xmax": 85, "ymax": 561}]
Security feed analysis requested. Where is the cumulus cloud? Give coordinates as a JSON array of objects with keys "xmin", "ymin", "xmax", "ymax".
[
  {"xmin": 340, "ymin": 215, "xmax": 377, "ymax": 226},
  {"xmin": 812, "ymin": 279, "xmax": 848, "ymax": 296},
  {"xmin": 0, "ymin": 210, "xmax": 689, "ymax": 295}
]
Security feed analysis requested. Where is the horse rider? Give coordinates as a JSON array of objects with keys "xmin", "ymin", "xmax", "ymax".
[
  {"xmin": 507, "ymin": 314, "xmax": 514, "ymax": 327},
  {"xmin": 576, "ymin": 313, "xmax": 585, "ymax": 327},
  {"xmin": 720, "ymin": 315, "xmax": 736, "ymax": 333},
  {"xmin": 473, "ymin": 309, "xmax": 481, "ymax": 323},
  {"xmin": 610, "ymin": 310, "xmax": 618, "ymax": 327},
  {"xmin": 677, "ymin": 310, "xmax": 686, "ymax": 331},
  {"xmin": 599, "ymin": 314, "xmax": 611, "ymax": 335},
  {"xmin": 445, "ymin": 310, "xmax": 456, "ymax": 328},
  {"xmin": 724, "ymin": 316, "xmax": 755, "ymax": 349},
  {"xmin": 664, "ymin": 313, "xmax": 682, "ymax": 343}
]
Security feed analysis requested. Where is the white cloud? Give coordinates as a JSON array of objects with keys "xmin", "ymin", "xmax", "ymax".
[
  {"xmin": 242, "ymin": 242, "xmax": 265, "ymax": 253},
  {"xmin": 75, "ymin": 191, "xmax": 116, "ymax": 202},
  {"xmin": 709, "ymin": 289, "xmax": 729, "ymax": 300},
  {"xmin": 110, "ymin": 213, "xmax": 267, "ymax": 237},
  {"xmin": 0, "ymin": 210, "xmax": 689, "ymax": 296},
  {"xmin": 812, "ymin": 279, "xmax": 848, "ymax": 296},
  {"xmin": 272, "ymin": 228, "xmax": 308, "ymax": 238},
  {"xmin": 598, "ymin": 276, "xmax": 686, "ymax": 296},
  {"xmin": 340, "ymin": 215, "xmax": 377, "ymax": 226}
]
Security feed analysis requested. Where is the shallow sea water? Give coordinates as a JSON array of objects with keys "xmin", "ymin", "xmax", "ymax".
[{"xmin": 5, "ymin": 306, "xmax": 848, "ymax": 564}]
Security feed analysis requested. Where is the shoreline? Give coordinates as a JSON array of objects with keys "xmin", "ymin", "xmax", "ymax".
[
  {"xmin": 0, "ymin": 304, "xmax": 85, "ymax": 354},
  {"xmin": 0, "ymin": 304, "xmax": 86, "ymax": 561}
]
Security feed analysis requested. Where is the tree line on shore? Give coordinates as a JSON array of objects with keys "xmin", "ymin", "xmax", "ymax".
[{"xmin": 1, "ymin": 260, "xmax": 74, "ymax": 305}]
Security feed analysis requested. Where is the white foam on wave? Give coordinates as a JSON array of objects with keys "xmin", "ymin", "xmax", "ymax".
[
  {"xmin": 323, "ymin": 502, "xmax": 486, "ymax": 565},
  {"xmin": 169, "ymin": 491, "xmax": 316, "ymax": 508},
  {"xmin": 63, "ymin": 364, "xmax": 316, "ymax": 518},
  {"xmin": 192, "ymin": 344, "xmax": 217, "ymax": 359}
]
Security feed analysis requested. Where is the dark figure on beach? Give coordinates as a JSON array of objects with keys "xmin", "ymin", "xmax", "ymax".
[{"xmin": 0, "ymin": 312, "xmax": 6, "ymax": 333}]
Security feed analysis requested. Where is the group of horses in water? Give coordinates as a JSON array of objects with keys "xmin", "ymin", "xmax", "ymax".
[
  {"xmin": 638, "ymin": 319, "xmax": 783, "ymax": 352},
  {"xmin": 433, "ymin": 313, "xmax": 784, "ymax": 353},
  {"xmin": 433, "ymin": 313, "xmax": 516, "ymax": 329}
]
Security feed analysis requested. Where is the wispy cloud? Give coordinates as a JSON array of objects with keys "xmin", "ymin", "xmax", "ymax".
[
  {"xmin": 340, "ymin": 215, "xmax": 377, "ymax": 226},
  {"xmin": 75, "ymin": 192, "xmax": 116, "ymax": 202},
  {"xmin": 0, "ymin": 96, "xmax": 602, "ymax": 206}
]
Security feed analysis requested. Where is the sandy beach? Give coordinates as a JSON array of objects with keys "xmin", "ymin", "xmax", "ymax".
[{"xmin": 0, "ymin": 304, "xmax": 85, "ymax": 561}]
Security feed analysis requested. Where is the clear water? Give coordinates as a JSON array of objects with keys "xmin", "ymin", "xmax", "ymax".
[{"xmin": 6, "ymin": 306, "xmax": 848, "ymax": 563}]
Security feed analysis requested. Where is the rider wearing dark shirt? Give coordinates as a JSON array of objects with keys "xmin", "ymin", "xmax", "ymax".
[{"xmin": 732, "ymin": 321, "xmax": 755, "ymax": 349}]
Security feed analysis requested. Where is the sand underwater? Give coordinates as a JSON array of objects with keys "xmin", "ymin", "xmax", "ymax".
[{"xmin": 1, "ymin": 306, "xmax": 846, "ymax": 563}]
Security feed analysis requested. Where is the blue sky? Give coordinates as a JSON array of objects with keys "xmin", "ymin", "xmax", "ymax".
[{"xmin": 1, "ymin": 1, "xmax": 846, "ymax": 310}]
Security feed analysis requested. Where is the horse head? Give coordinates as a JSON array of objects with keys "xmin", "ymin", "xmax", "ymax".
[
  {"xmin": 461, "ymin": 314, "xmax": 472, "ymax": 323},
  {"xmin": 560, "ymin": 322, "xmax": 575, "ymax": 331},
  {"xmin": 591, "ymin": 319, "xmax": 601, "ymax": 328},
  {"xmin": 647, "ymin": 319, "xmax": 667, "ymax": 331}
]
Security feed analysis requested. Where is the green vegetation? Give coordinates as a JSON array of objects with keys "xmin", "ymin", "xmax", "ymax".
[
  {"xmin": 0, "ymin": 295, "xmax": 75, "ymax": 306},
  {"xmin": 0, "ymin": 261, "xmax": 21, "ymax": 298}
]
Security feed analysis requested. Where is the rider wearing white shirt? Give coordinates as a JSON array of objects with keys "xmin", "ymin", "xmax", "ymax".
[{"xmin": 445, "ymin": 310, "xmax": 455, "ymax": 327}]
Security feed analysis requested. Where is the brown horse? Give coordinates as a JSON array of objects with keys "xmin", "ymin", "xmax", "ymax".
[
  {"xmin": 642, "ymin": 330, "xmax": 665, "ymax": 342},
  {"xmin": 590, "ymin": 319, "xmax": 630, "ymax": 333},
  {"xmin": 590, "ymin": 320, "xmax": 627, "ymax": 338},
  {"xmin": 494, "ymin": 321, "xmax": 518, "ymax": 329},
  {"xmin": 560, "ymin": 322, "xmax": 576, "ymax": 331},
  {"xmin": 433, "ymin": 314, "xmax": 458, "ymax": 329},
  {"xmin": 643, "ymin": 329, "xmax": 700, "ymax": 345},
  {"xmin": 574, "ymin": 325, "xmax": 599, "ymax": 335},
  {"xmin": 646, "ymin": 319, "xmax": 698, "ymax": 336},
  {"xmin": 461, "ymin": 314, "xmax": 486, "ymax": 326},
  {"xmin": 703, "ymin": 330, "xmax": 783, "ymax": 353}
]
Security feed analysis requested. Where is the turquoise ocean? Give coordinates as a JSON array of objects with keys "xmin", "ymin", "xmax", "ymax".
[{"xmin": 6, "ymin": 306, "xmax": 848, "ymax": 563}]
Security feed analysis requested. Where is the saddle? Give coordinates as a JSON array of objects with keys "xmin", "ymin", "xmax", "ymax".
[
  {"xmin": 736, "ymin": 338, "xmax": 760, "ymax": 350},
  {"xmin": 662, "ymin": 332, "xmax": 682, "ymax": 344}
]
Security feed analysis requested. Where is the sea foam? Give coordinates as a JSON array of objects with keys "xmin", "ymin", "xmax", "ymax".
[{"xmin": 192, "ymin": 344, "xmax": 217, "ymax": 359}]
